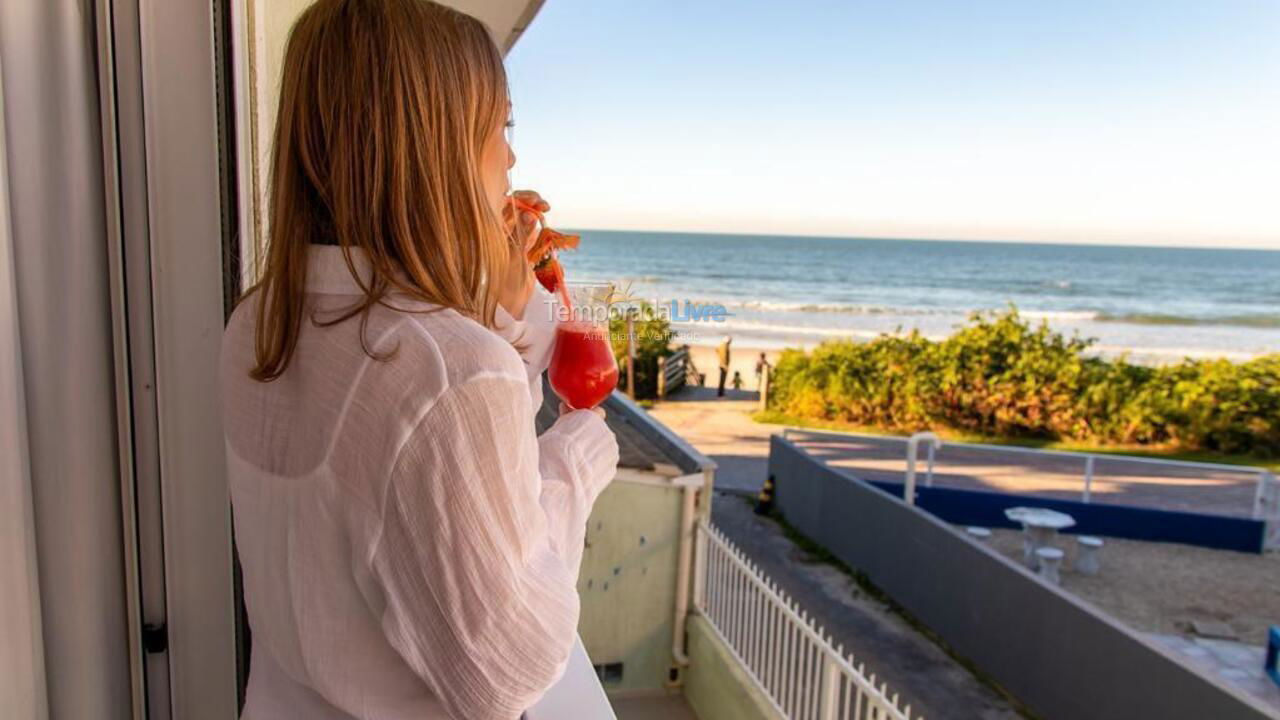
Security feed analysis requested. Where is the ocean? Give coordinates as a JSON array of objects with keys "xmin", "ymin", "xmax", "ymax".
[{"xmin": 557, "ymin": 230, "xmax": 1280, "ymax": 363}]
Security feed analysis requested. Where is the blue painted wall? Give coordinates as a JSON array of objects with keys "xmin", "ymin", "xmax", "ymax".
[{"xmin": 863, "ymin": 480, "xmax": 1266, "ymax": 554}]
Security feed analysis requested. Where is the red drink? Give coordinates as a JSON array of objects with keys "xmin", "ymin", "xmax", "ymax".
[{"xmin": 548, "ymin": 321, "xmax": 619, "ymax": 409}]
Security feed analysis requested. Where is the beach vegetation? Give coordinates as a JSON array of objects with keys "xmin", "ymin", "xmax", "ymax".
[
  {"xmin": 609, "ymin": 301, "xmax": 676, "ymax": 399},
  {"xmin": 765, "ymin": 309, "xmax": 1280, "ymax": 458}
]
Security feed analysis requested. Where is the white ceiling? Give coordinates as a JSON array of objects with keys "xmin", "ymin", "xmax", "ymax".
[{"xmin": 441, "ymin": 0, "xmax": 546, "ymax": 52}]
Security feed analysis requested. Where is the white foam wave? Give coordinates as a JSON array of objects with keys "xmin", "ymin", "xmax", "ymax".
[
  {"xmin": 1089, "ymin": 344, "xmax": 1260, "ymax": 362},
  {"xmin": 671, "ymin": 320, "xmax": 1263, "ymax": 363},
  {"xmin": 673, "ymin": 318, "xmax": 948, "ymax": 342},
  {"xmin": 1021, "ymin": 310, "xmax": 1099, "ymax": 321},
  {"xmin": 725, "ymin": 300, "xmax": 953, "ymax": 316}
]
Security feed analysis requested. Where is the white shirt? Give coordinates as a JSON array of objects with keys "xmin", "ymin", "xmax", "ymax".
[{"xmin": 220, "ymin": 246, "xmax": 619, "ymax": 720}]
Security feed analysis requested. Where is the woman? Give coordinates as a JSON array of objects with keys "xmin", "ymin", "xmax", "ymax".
[{"xmin": 219, "ymin": 1, "xmax": 619, "ymax": 718}]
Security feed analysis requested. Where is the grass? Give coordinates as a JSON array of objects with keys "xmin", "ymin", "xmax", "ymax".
[{"xmin": 753, "ymin": 409, "xmax": 1280, "ymax": 473}]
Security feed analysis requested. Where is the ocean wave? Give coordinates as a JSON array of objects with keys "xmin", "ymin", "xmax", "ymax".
[
  {"xmin": 670, "ymin": 319, "xmax": 1267, "ymax": 362},
  {"xmin": 1096, "ymin": 312, "xmax": 1280, "ymax": 328},
  {"xmin": 723, "ymin": 302, "xmax": 1280, "ymax": 330},
  {"xmin": 673, "ymin": 319, "xmax": 881, "ymax": 340},
  {"xmin": 1021, "ymin": 310, "xmax": 1099, "ymax": 321},
  {"xmin": 730, "ymin": 304, "xmax": 1099, "ymax": 322},
  {"xmin": 635, "ymin": 286, "xmax": 1280, "ymax": 333},
  {"xmin": 1090, "ymin": 344, "xmax": 1260, "ymax": 362},
  {"xmin": 727, "ymin": 300, "xmax": 951, "ymax": 316},
  {"xmin": 672, "ymin": 318, "xmax": 947, "ymax": 342}
]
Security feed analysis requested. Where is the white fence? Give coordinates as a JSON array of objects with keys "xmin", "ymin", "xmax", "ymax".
[{"xmin": 694, "ymin": 520, "xmax": 920, "ymax": 720}]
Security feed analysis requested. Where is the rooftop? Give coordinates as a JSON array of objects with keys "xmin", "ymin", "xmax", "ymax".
[{"xmin": 535, "ymin": 378, "xmax": 714, "ymax": 475}]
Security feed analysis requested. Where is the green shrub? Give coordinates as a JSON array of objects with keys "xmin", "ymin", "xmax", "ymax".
[
  {"xmin": 768, "ymin": 309, "xmax": 1280, "ymax": 457},
  {"xmin": 609, "ymin": 302, "xmax": 675, "ymax": 399}
]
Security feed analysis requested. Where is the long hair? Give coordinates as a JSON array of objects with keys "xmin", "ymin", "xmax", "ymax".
[{"xmin": 249, "ymin": 0, "xmax": 510, "ymax": 381}]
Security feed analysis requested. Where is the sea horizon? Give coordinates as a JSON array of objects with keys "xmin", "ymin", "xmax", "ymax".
[
  {"xmin": 557, "ymin": 228, "xmax": 1280, "ymax": 363},
  {"xmin": 566, "ymin": 226, "xmax": 1280, "ymax": 254}
]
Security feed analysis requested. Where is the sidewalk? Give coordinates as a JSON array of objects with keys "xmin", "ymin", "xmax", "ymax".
[
  {"xmin": 649, "ymin": 387, "xmax": 1262, "ymax": 518},
  {"xmin": 709, "ymin": 490, "xmax": 1024, "ymax": 720},
  {"xmin": 646, "ymin": 387, "xmax": 777, "ymax": 494}
]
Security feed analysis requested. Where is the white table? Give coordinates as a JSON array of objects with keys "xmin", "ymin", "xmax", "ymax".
[{"xmin": 1004, "ymin": 506, "xmax": 1076, "ymax": 569}]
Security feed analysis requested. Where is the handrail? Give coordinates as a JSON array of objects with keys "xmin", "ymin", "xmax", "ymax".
[{"xmin": 903, "ymin": 432, "xmax": 942, "ymax": 507}]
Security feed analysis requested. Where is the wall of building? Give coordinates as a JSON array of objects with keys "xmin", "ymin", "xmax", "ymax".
[
  {"xmin": 578, "ymin": 477, "xmax": 684, "ymax": 694},
  {"xmin": 683, "ymin": 615, "xmax": 778, "ymax": 720},
  {"xmin": 770, "ymin": 434, "xmax": 1277, "ymax": 720},
  {"xmin": 865, "ymin": 479, "xmax": 1266, "ymax": 553}
]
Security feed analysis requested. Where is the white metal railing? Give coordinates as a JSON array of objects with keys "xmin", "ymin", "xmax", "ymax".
[
  {"xmin": 695, "ymin": 520, "xmax": 920, "ymax": 720},
  {"xmin": 902, "ymin": 432, "xmax": 942, "ymax": 507},
  {"xmin": 781, "ymin": 427, "xmax": 1279, "ymax": 525}
]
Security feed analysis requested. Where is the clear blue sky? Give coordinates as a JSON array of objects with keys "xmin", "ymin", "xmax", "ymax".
[{"xmin": 506, "ymin": 0, "xmax": 1280, "ymax": 248}]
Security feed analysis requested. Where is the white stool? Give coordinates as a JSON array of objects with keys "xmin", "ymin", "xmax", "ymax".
[
  {"xmin": 1020, "ymin": 528, "xmax": 1035, "ymax": 567},
  {"xmin": 965, "ymin": 526, "xmax": 992, "ymax": 541},
  {"xmin": 1035, "ymin": 547, "xmax": 1064, "ymax": 585},
  {"xmin": 1075, "ymin": 536, "xmax": 1104, "ymax": 575}
]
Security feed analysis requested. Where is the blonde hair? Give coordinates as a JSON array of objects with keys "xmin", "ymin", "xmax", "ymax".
[{"xmin": 249, "ymin": 0, "xmax": 510, "ymax": 381}]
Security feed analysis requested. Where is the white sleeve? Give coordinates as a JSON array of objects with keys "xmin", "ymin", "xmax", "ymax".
[
  {"xmin": 369, "ymin": 373, "xmax": 618, "ymax": 720},
  {"xmin": 494, "ymin": 286, "xmax": 559, "ymax": 407}
]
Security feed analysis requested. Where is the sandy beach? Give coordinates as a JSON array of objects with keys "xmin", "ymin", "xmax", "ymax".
[
  {"xmin": 679, "ymin": 342, "xmax": 783, "ymax": 393},
  {"xmin": 978, "ymin": 527, "xmax": 1280, "ymax": 642}
]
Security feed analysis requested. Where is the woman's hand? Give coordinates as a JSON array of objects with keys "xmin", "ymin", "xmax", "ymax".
[
  {"xmin": 497, "ymin": 190, "xmax": 551, "ymax": 320},
  {"xmin": 560, "ymin": 401, "xmax": 606, "ymax": 419}
]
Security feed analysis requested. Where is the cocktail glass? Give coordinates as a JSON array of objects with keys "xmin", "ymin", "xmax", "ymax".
[{"xmin": 548, "ymin": 283, "xmax": 619, "ymax": 410}]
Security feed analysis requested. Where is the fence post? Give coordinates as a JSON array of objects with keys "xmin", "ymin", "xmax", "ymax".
[
  {"xmin": 657, "ymin": 355, "xmax": 666, "ymax": 400},
  {"xmin": 1083, "ymin": 455, "xmax": 1096, "ymax": 503},
  {"xmin": 817, "ymin": 649, "xmax": 839, "ymax": 720},
  {"xmin": 758, "ymin": 364, "xmax": 770, "ymax": 412},
  {"xmin": 625, "ymin": 313, "xmax": 635, "ymax": 398},
  {"xmin": 1252, "ymin": 470, "xmax": 1273, "ymax": 520},
  {"xmin": 692, "ymin": 522, "xmax": 707, "ymax": 610},
  {"xmin": 1260, "ymin": 472, "xmax": 1280, "ymax": 550},
  {"xmin": 925, "ymin": 442, "xmax": 936, "ymax": 487},
  {"xmin": 904, "ymin": 432, "xmax": 941, "ymax": 507}
]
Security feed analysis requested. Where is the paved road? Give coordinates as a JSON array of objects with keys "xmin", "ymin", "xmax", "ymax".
[
  {"xmin": 648, "ymin": 387, "xmax": 1263, "ymax": 518},
  {"xmin": 646, "ymin": 388, "xmax": 777, "ymax": 495},
  {"xmin": 709, "ymin": 491, "xmax": 1025, "ymax": 720}
]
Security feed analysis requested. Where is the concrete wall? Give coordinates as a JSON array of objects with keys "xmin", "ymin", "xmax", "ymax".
[
  {"xmin": 684, "ymin": 615, "xmax": 779, "ymax": 720},
  {"xmin": 578, "ymin": 478, "xmax": 683, "ymax": 693},
  {"xmin": 770, "ymin": 434, "xmax": 1277, "ymax": 720}
]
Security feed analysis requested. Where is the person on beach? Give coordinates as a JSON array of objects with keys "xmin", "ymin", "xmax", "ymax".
[
  {"xmin": 754, "ymin": 351, "xmax": 768, "ymax": 390},
  {"xmin": 732, "ymin": 370, "xmax": 744, "ymax": 391},
  {"xmin": 717, "ymin": 335, "xmax": 733, "ymax": 397},
  {"xmin": 219, "ymin": 2, "xmax": 619, "ymax": 718}
]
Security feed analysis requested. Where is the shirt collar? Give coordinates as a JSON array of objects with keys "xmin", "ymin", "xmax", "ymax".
[
  {"xmin": 305, "ymin": 245, "xmax": 378, "ymax": 295},
  {"xmin": 304, "ymin": 245, "xmax": 537, "ymax": 333}
]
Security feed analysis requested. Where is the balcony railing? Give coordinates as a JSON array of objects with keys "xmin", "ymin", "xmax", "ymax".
[{"xmin": 694, "ymin": 520, "xmax": 920, "ymax": 720}]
